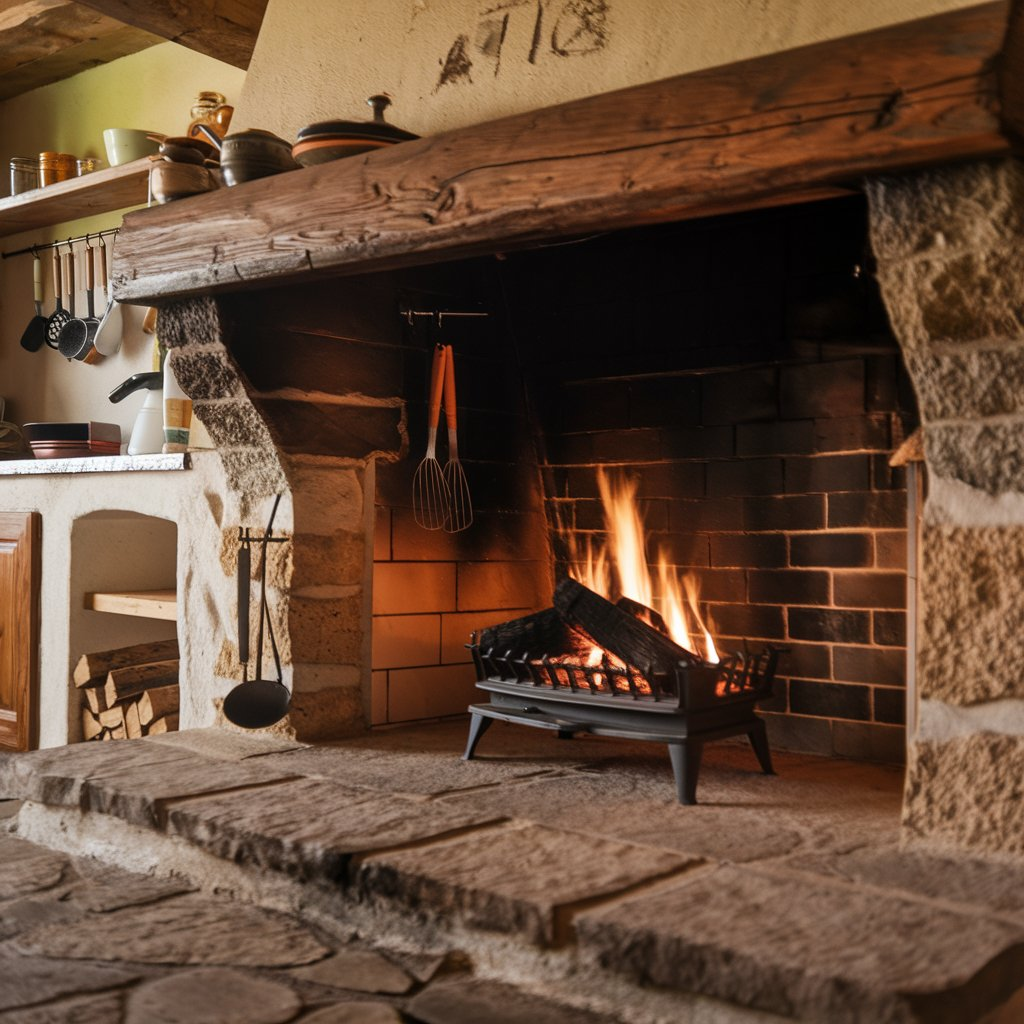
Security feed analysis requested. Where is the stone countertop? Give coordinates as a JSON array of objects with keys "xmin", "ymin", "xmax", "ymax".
[{"xmin": 0, "ymin": 452, "xmax": 191, "ymax": 477}]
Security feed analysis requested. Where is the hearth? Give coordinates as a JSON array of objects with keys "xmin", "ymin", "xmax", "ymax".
[{"xmin": 464, "ymin": 576, "xmax": 779, "ymax": 804}]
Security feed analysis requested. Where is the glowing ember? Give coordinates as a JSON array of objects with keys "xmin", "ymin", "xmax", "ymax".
[{"xmin": 564, "ymin": 469, "xmax": 719, "ymax": 664}]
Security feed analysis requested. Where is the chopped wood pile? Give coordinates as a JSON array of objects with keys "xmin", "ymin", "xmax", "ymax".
[{"xmin": 75, "ymin": 639, "xmax": 180, "ymax": 741}]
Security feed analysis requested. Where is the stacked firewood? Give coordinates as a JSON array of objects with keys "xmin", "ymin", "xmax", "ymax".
[{"xmin": 75, "ymin": 639, "xmax": 180, "ymax": 741}]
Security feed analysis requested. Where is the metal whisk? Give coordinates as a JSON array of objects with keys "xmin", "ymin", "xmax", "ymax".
[
  {"xmin": 412, "ymin": 343, "xmax": 451, "ymax": 529},
  {"xmin": 442, "ymin": 343, "xmax": 473, "ymax": 532}
]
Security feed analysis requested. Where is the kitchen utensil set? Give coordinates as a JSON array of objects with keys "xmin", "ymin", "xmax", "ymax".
[{"xmin": 412, "ymin": 340, "xmax": 473, "ymax": 532}]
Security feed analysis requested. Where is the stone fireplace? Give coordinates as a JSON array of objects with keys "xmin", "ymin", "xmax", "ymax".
[{"xmin": 96, "ymin": 1, "xmax": 1024, "ymax": 860}]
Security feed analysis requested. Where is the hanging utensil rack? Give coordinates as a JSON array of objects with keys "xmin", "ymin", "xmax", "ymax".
[{"xmin": 2, "ymin": 227, "xmax": 119, "ymax": 261}]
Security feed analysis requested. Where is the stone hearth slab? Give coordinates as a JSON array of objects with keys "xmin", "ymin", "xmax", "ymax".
[
  {"xmin": 143, "ymin": 729, "xmax": 305, "ymax": 762},
  {"xmin": 0, "ymin": 741, "xmax": 301, "ymax": 828},
  {"xmin": 575, "ymin": 863, "xmax": 1024, "ymax": 1023},
  {"xmin": 164, "ymin": 776, "xmax": 506, "ymax": 880},
  {"xmin": 14, "ymin": 892, "xmax": 330, "ymax": 968},
  {"xmin": 358, "ymin": 821, "xmax": 699, "ymax": 946},
  {"xmin": 250, "ymin": 743, "xmax": 568, "ymax": 797}
]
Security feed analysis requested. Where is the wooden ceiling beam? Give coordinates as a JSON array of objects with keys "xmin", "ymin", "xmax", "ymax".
[
  {"xmin": 113, "ymin": 2, "xmax": 1021, "ymax": 305},
  {"xmin": 72, "ymin": 0, "xmax": 267, "ymax": 68},
  {"xmin": 0, "ymin": 0, "xmax": 161, "ymax": 99}
]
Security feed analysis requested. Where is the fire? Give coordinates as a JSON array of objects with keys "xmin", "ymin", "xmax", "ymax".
[{"xmin": 565, "ymin": 469, "xmax": 719, "ymax": 664}]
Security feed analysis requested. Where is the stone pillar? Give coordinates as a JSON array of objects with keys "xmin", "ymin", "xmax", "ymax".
[
  {"xmin": 159, "ymin": 298, "xmax": 373, "ymax": 740},
  {"xmin": 867, "ymin": 159, "xmax": 1024, "ymax": 858}
]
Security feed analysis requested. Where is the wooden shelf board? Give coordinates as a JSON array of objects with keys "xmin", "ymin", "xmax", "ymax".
[
  {"xmin": 0, "ymin": 158, "xmax": 151, "ymax": 239},
  {"xmin": 84, "ymin": 589, "xmax": 177, "ymax": 621}
]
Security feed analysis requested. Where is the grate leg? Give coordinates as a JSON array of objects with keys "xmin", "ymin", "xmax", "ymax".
[
  {"xmin": 462, "ymin": 713, "xmax": 494, "ymax": 761},
  {"xmin": 667, "ymin": 742, "xmax": 702, "ymax": 805},
  {"xmin": 747, "ymin": 719, "xmax": 775, "ymax": 775}
]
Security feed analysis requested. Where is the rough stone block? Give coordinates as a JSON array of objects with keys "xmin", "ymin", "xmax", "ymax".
[
  {"xmin": 289, "ymin": 465, "xmax": 367, "ymax": 534},
  {"xmin": 576, "ymin": 863, "xmax": 1024, "ymax": 1022},
  {"xmin": 926, "ymin": 421, "xmax": 1024, "ymax": 496},
  {"xmin": 158, "ymin": 296, "xmax": 229, "ymax": 349},
  {"xmin": 0, "ymin": 951, "xmax": 140, "ymax": 1011},
  {"xmin": 164, "ymin": 777, "xmax": 503, "ymax": 881},
  {"xmin": 286, "ymin": 686, "xmax": 365, "ymax": 741},
  {"xmin": 289, "ymin": 950, "xmax": 413, "ymax": 994},
  {"xmin": 289, "ymin": 594, "xmax": 365, "ymax": 664},
  {"xmin": 358, "ymin": 822, "xmax": 696, "ymax": 946},
  {"xmin": 919, "ymin": 526, "xmax": 1024, "ymax": 704},
  {"xmin": 909, "ymin": 346, "xmax": 1024, "ymax": 422},
  {"xmin": 904, "ymin": 735, "xmax": 1024, "ymax": 857},
  {"xmin": 292, "ymin": 531, "xmax": 365, "ymax": 588},
  {"xmin": 0, "ymin": 834, "xmax": 68, "ymax": 900}
]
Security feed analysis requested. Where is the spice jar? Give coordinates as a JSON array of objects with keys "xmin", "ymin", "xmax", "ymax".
[
  {"xmin": 9, "ymin": 157, "xmax": 37, "ymax": 195},
  {"xmin": 187, "ymin": 91, "xmax": 233, "ymax": 140},
  {"xmin": 76, "ymin": 157, "xmax": 103, "ymax": 175},
  {"xmin": 39, "ymin": 152, "xmax": 76, "ymax": 186}
]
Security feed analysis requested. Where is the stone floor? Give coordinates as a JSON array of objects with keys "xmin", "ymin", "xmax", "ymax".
[{"xmin": 1, "ymin": 720, "xmax": 1023, "ymax": 1024}]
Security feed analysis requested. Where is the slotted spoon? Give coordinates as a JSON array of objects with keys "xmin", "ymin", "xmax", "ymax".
[
  {"xmin": 412, "ymin": 343, "xmax": 450, "ymax": 530},
  {"xmin": 441, "ymin": 343, "xmax": 473, "ymax": 532}
]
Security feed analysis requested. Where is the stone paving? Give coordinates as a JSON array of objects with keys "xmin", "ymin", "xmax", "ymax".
[{"xmin": 0, "ymin": 722, "xmax": 1023, "ymax": 1023}]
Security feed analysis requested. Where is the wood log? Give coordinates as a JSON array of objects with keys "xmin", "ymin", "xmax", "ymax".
[
  {"xmin": 84, "ymin": 686, "xmax": 106, "ymax": 715},
  {"xmin": 73, "ymin": 638, "xmax": 179, "ymax": 687},
  {"xmin": 114, "ymin": 2, "xmax": 1018, "ymax": 305},
  {"xmin": 137, "ymin": 684, "xmax": 180, "ymax": 728},
  {"xmin": 74, "ymin": 0, "xmax": 265, "ymax": 68},
  {"xmin": 101, "ymin": 730, "xmax": 113, "ymax": 742},
  {"xmin": 98, "ymin": 706, "xmax": 124, "ymax": 731},
  {"xmin": 109, "ymin": 722, "xmax": 127, "ymax": 741},
  {"xmin": 145, "ymin": 714, "xmax": 179, "ymax": 736},
  {"xmin": 82, "ymin": 709, "xmax": 104, "ymax": 742},
  {"xmin": 103, "ymin": 660, "xmax": 179, "ymax": 707},
  {"xmin": 124, "ymin": 702, "xmax": 143, "ymax": 741}
]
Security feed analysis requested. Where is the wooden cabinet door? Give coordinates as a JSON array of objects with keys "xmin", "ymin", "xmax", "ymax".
[{"xmin": 0, "ymin": 512, "xmax": 40, "ymax": 751}]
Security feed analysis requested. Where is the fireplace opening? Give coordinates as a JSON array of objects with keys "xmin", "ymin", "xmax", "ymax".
[{"xmin": 216, "ymin": 188, "xmax": 916, "ymax": 763}]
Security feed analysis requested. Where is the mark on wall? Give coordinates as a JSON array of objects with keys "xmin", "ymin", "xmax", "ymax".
[{"xmin": 435, "ymin": 0, "xmax": 610, "ymax": 90}]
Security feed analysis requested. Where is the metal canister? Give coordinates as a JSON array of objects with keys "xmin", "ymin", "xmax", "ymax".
[
  {"xmin": 9, "ymin": 157, "xmax": 37, "ymax": 195},
  {"xmin": 39, "ymin": 152, "xmax": 76, "ymax": 186}
]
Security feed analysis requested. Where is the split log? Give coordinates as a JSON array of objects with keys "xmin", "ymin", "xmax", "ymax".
[
  {"xmin": 109, "ymin": 722, "xmax": 127, "ymax": 740},
  {"xmin": 74, "ymin": 638, "xmax": 179, "ymax": 687},
  {"xmin": 98, "ymin": 706, "xmax": 124, "ymax": 731},
  {"xmin": 145, "ymin": 714, "xmax": 179, "ymax": 736},
  {"xmin": 82, "ymin": 709, "xmax": 104, "ymax": 741},
  {"xmin": 137, "ymin": 684, "xmax": 180, "ymax": 728},
  {"xmin": 84, "ymin": 686, "xmax": 106, "ymax": 715},
  {"xmin": 103, "ymin": 660, "xmax": 179, "ymax": 708},
  {"xmin": 124, "ymin": 702, "xmax": 143, "ymax": 740}
]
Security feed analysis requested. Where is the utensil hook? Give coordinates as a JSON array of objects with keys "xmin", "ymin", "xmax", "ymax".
[{"xmin": 255, "ymin": 494, "xmax": 283, "ymax": 684}]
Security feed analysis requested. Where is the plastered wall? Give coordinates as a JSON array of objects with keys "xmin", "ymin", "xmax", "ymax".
[
  {"xmin": 0, "ymin": 44, "xmax": 245, "ymax": 437},
  {"xmin": 235, "ymin": 0, "xmax": 975, "ymax": 141}
]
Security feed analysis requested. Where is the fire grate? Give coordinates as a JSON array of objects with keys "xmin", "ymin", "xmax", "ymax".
[{"xmin": 463, "ymin": 577, "xmax": 782, "ymax": 804}]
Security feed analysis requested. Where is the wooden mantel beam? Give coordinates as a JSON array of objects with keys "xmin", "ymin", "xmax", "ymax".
[
  {"xmin": 74, "ymin": 0, "xmax": 266, "ymax": 68},
  {"xmin": 114, "ymin": 2, "xmax": 1021, "ymax": 306}
]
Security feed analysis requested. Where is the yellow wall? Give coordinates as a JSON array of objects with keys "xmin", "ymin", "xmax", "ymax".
[
  {"xmin": 0, "ymin": 44, "xmax": 245, "ymax": 435},
  {"xmin": 235, "ymin": 0, "xmax": 976, "ymax": 140}
]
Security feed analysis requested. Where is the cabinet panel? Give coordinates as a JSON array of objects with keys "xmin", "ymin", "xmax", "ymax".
[{"xmin": 0, "ymin": 512, "xmax": 40, "ymax": 751}]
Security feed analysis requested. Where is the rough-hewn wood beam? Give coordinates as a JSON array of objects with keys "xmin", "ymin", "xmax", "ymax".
[
  {"xmin": 74, "ymin": 0, "xmax": 265, "ymax": 68},
  {"xmin": 114, "ymin": 2, "xmax": 1018, "ymax": 306},
  {"xmin": 0, "ymin": 0, "xmax": 161, "ymax": 99}
]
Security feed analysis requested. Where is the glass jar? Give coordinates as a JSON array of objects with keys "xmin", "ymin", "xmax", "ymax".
[
  {"xmin": 76, "ymin": 157, "xmax": 103, "ymax": 176},
  {"xmin": 9, "ymin": 156, "xmax": 37, "ymax": 195},
  {"xmin": 39, "ymin": 152, "xmax": 76, "ymax": 186},
  {"xmin": 188, "ymin": 91, "xmax": 233, "ymax": 140}
]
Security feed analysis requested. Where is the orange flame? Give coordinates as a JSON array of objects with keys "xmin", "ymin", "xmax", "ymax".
[{"xmin": 564, "ymin": 469, "xmax": 719, "ymax": 664}]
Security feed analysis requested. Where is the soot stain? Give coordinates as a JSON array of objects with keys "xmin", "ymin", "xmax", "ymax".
[
  {"xmin": 552, "ymin": 0, "xmax": 609, "ymax": 57},
  {"xmin": 437, "ymin": 33, "xmax": 473, "ymax": 89}
]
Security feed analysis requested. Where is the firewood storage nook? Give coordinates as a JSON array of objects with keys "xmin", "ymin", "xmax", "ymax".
[{"xmin": 105, "ymin": 2, "xmax": 1024, "ymax": 856}]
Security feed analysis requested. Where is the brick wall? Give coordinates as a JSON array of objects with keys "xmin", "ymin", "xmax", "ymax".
[{"xmin": 500, "ymin": 197, "xmax": 917, "ymax": 763}]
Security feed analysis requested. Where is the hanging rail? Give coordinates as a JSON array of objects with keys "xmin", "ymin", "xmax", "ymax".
[{"xmin": 1, "ymin": 227, "xmax": 119, "ymax": 261}]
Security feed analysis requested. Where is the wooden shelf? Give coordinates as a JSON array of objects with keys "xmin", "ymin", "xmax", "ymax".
[
  {"xmin": 0, "ymin": 157, "xmax": 151, "ymax": 239},
  {"xmin": 84, "ymin": 589, "xmax": 176, "ymax": 621}
]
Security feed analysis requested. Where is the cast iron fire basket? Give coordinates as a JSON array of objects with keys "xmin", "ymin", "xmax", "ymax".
[{"xmin": 463, "ymin": 577, "xmax": 781, "ymax": 804}]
